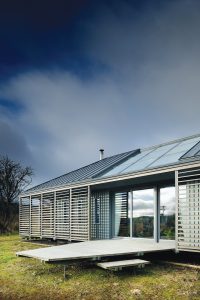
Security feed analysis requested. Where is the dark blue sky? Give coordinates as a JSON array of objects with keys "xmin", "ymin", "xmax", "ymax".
[
  {"xmin": 0, "ymin": 0, "xmax": 89, "ymax": 78},
  {"xmin": 0, "ymin": 0, "xmax": 164, "ymax": 79},
  {"xmin": 0, "ymin": 0, "xmax": 200, "ymax": 186}
]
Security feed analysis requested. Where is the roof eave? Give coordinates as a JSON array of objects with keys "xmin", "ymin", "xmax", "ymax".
[{"xmin": 20, "ymin": 158, "xmax": 200, "ymax": 197}]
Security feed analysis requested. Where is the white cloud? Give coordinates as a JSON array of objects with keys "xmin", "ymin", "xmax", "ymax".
[
  {"xmin": 1, "ymin": 0, "xmax": 200, "ymax": 186},
  {"xmin": 0, "ymin": 70, "xmax": 130, "ymax": 184}
]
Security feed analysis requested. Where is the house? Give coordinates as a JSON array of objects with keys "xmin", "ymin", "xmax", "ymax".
[{"xmin": 19, "ymin": 134, "xmax": 200, "ymax": 253}]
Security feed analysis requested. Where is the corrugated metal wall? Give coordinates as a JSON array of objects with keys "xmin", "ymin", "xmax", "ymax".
[{"xmin": 177, "ymin": 167, "xmax": 200, "ymax": 252}]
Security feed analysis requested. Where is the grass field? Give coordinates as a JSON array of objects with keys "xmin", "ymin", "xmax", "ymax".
[{"xmin": 0, "ymin": 234, "xmax": 199, "ymax": 300}]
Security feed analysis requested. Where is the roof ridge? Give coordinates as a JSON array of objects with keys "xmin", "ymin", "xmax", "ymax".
[{"xmin": 141, "ymin": 133, "xmax": 200, "ymax": 152}]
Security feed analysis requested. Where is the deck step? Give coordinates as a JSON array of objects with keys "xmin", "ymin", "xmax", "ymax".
[{"xmin": 97, "ymin": 259, "xmax": 150, "ymax": 271}]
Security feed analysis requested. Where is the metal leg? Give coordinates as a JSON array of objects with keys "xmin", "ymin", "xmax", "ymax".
[{"xmin": 63, "ymin": 265, "xmax": 67, "ymax": 279}]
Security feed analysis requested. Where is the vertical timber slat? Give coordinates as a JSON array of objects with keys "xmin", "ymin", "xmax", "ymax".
[
  {"xmin": 177, "ymin": 167, "xmax": 200, "ymax": 252},
  {"xmin": 88, "ymin": 186, "xmax": 91, "ymax": 241},
  {"xmin": 69, "ymin": 188, "xmax": 72, "ymax": 241},
  {"xmin": 29, "ymin": 195, "xmax": 31, "ymax": 238},
  {"xmin": 175, "ymin": 170, "xmax": 179, "ymax": 251},
  {"xmin": 90, "ymin": 191, "xmax": 110, "ymax": 240},
  {"xmin": 130, "ymin": 190, "xmax": 133, "ymax": 238},
  {"xmin": 71, "ymin": 186, "xmax": 89, "ymax": 241}
]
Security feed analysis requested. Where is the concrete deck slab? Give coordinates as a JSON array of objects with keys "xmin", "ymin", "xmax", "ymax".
[{"xmin": 16, "ymin": 239, "xmax": 175, "ymax": 262}]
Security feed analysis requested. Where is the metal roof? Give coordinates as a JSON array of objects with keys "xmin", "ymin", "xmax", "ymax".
[
  {"xmin": 26, "ymin": 149, "xmax": 139, "ymax": 193},
  {"xmin": 25, "ymin": 134, "xmax": 200, "ymax": 194}
]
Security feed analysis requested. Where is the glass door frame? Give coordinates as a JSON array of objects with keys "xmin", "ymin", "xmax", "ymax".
[
  {"xmin": 112, "ymin": 185, "xmax": 175, "ymax": 242},
  {"xmin": 130, "ymin": 187, "xmax": 156, "ymax": 240}
]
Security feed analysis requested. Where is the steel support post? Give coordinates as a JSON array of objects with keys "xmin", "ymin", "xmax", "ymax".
[{"xmin": 154, "ymin": 186, "xmax": 160, "ymax": 243}]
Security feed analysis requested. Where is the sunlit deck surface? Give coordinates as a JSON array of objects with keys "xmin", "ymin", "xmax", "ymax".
[{"xmin": 16, "ymin": 239, "xmax": 175, "ymax": 262}]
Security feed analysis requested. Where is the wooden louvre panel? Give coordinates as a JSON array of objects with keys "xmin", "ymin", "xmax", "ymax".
[
  {"xmin": 90, "ymin": 191, "xmax": 110, "ymax": 240},
  {"xmin": 70, "ymin": 187, "xmax": 89, "ymax": 241},
  {"xmin": 55, "ymin": 189, "xmax": 70, "ymax": 240},
  {"xmin": 30, "ymin": 194, "xmax": 41, "ymax": 237},
  {"xmin": 177, "ymin": 167, "xmax": 200, "ymax": 252},
  {"xmin": 42, "ymin": 192, "xmax": 54, "ymax": 238},
  {"xmin": 115, "ymin": 192, "xmax": 128, "ymax": 237},
  {"xmin": 19, "ymin": 196, "xmax": 30, "ymax": 237}
]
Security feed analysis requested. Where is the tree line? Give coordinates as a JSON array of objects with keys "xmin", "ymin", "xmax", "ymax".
[{"xmin": 0, "ymin": 156, "xmax": 33, "ymax": 233}]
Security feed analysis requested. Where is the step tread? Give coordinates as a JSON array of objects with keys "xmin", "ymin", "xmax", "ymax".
[{"xmin": 97, "ymin": 259, "xmax": 150, "ymax": 269}]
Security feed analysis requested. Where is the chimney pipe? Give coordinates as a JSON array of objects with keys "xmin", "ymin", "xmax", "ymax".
[{"xmin": 99, "ymin": 149, "xmax": 104, "ymax": 160}]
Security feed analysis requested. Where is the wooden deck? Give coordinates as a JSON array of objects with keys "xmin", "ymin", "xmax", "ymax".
[{"xmin": 16, "ymin": 238, "xmax": 175, "ymax": 262}]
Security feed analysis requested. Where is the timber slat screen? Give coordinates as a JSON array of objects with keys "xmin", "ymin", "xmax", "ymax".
[
  {"xmin": 31, "ymin": 195, "xmax": 41, "ymax": 237},
  {"xmin": 19, "ymin": 186, "xmax": 92, "ymax": 241},
  {"xmin": 19, "ymin": 188, "xmax": 72, "ymax": 240},
  {"xmin": 42, "ymin": 192, "xmax": 54, "ymax": 238},
  {"xmin": 70, "ymin": 187, "xmax": 89, "ymax": 241},
  {"xmin": 19, "ymin": 197, "xmax": 30, "ymax": 237},
  {"xmin": 115, "ymin": 192, "xmax": 129, "ymax": 237},
  {"xmin": 177, "ymin": 167, "xmax": 200, "ymax": 252},
  {"xmin": 55, "ymin": 190, "xmax": 70, "ymax": 240},
  {"xmin": 91, "ymin": 191, "xmax": 110, "ymax": 240}
]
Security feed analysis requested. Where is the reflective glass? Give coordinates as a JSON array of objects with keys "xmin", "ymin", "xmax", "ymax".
[
  {"xmin": 122, "ymin": 143, "xmax": 178, "ymax": 174},
  {"xmin": 101, "ymin": 149, "xmax": 151, "ymax": 177},
  {"xmin": 180, "ymin": 140, "xmax": 200, "ymax": 158},
  {"xmin": 166, "ymin": 139, "xmax": 200, "ymax": 155},
  {"xmin": 150, "ymin": 153, "xmax": 180, "ymax": 167},
  {"xmin": 160, "ymin": 187, "xmax": 175, "ymax": 240},
  {"xmin": 102, "ymin": 137, "xmax": 200, "ymax": 177},
  {"xmin": 132, "ymin": 189, "xmax": 154, "ymax": 238},
  {"xmin": 149, "ymin": 138, "xmax": 200, "ymax": 168}
]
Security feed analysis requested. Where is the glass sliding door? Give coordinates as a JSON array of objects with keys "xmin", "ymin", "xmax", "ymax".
[
  {"xmin": 160, "ymin": 187, "xmax": 175, "ymax": 240},
  {"xmin": 114, "ymin": 192, "xmax": 130, "ymax": 237},
  {"xmin": 132, "ymin": 189, "xmax": 154, "ymax": 238},
  {"xmin": 113, "ymin": 187, "xmax": 174, "ymax": 240}
]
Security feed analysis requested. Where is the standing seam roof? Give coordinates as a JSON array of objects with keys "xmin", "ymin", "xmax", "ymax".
[{"xmin": 26, "ymin": 149, "xmax": 140, "ymax": 193}]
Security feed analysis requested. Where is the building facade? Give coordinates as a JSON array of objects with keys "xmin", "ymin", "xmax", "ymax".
[{"xmin": 19, "ymin": 134, "xmax": 200, "ymax": 253}]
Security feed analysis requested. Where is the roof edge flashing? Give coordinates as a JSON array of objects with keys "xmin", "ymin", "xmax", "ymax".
[{"xmin": 20, "ymin": 159, "xmax": 200, "ymax": 197}]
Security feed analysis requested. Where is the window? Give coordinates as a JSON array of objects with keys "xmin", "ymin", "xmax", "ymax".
[
  {"xmin": 132, "ymin": 189, "xmax": 154, "ymax": 238},
  {"xmin": 160, "ymin": 187, "xmax": 175, "ymax": 240}
]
